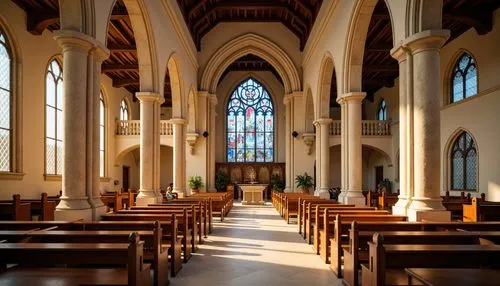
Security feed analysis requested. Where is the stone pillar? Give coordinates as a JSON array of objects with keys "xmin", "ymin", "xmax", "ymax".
[
  {"xmin": 313, "ymin": 118, "xmax": 333, "ymax": 198},
  {"xmin": 89, "ymin": 45, "xmax": 109, "ymax": 219},
  {"xmin": 284, "ymin": 95, "xmax": 292, "ymax": 192},
  {"xmin": 339, "ymin": 92, "xmax": 366, "ymax": 206},
  {"xmin": 338, "ymin": 102, "xmax": 348, "ymax": 203},
  {"xmin": 406, "ymin": 30, "xmax": 450, "ymax": 221},
  {"xmin": 136, "ymin": 92, "xmax": 162, "ymax": 206},
  {"xmin": 172, "ymin": 118, "xmax": 187, "ymax": 197},
  {"xmin": 53, "ymin": 30, "xmax": 94, "ymax": 221},
  {"xmin": 390, "ymin": 44, "xmax": 411, "ymax": 215},
  {"xmin": 208, "ymin": 95, "xmax": 217, "ymax": 192}
]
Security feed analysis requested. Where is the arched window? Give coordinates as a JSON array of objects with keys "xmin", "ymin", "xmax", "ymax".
[
  {"xmin": 226, "ymin": 78, "xmax": 274, "ymax": 162},
  {"xmin": 451, "ymin": 52, "xmax": 477, "ymax": 103},
  {"xmin": 99, "ymin": 92, "xmax": 105, "ymax": 177},
  {"xmin": 120, "ymin": 99, "xmax": 129, "ymax": 120},
  {"xmin": 377, "ymin": 99, "xmax": 387, "ymax": 120},
  {"xmin": 451, "ymin": 131, "xmax": 477, "ymax": 191},
  {"xmin": 0, "ymin": 30, "xmax": 11, "ymax": 172},
  {"xmin": 45, "ymin": 59, "xmax": 63, "ymax": 175}
]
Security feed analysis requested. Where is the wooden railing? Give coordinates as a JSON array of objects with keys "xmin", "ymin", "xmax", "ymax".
[
  {"xmin": 329, "ymin": 120, "xmax": 391, "ymax": 136},
  {"xmin": 116, "ymin": 120, "xmax": 174, "ymax": 135}
]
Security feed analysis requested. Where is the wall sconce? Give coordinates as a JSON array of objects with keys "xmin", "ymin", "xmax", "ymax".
[
  {"xmin": 292, "ymin": 131, "xmax": 299, "ymax": 138},
  {"xmin": 203, "ymin": 131, "xmax": 209, "ymax": 138}
]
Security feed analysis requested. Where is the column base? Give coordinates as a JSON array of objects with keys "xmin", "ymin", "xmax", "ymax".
[
  {"xmin": 407, "ymin": 209, "xmax": 450, "ymax": 222},
  {"xmin": 344, "ymin": 191, "xmax": 366, "ymax": 206},
  {"xmin": 284, "ymin": 187, "xmax": 292, "ymax": 193},
  {"xmin": 136, "ymin": 189, "xmax": 161, "ymax": 206},
  {"xmin": 392, "ymin": 197, "xmax": 410, "ymax": 216},
  {"xmin": 92, "ymin": 205, "xmax": 108, "ymax": 221},
  {"xmin": 208, "ymin": 187, "xmax": 217, "ymax": 193},
  {"xmin": 315, "ymin": 188, "xmax": 330, "ymax": 199},
  {"xmin": 55, "ymin": 208, "xmax": 93, "ymax": 221},
  {"xmin": 173, "ymin": 188, "xmax": 186, "ymax": 198}
]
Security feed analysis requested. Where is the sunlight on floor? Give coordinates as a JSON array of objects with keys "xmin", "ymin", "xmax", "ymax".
[{"xmin": 169, "ymin": 202, "xmax": 342, "ymax": 286}]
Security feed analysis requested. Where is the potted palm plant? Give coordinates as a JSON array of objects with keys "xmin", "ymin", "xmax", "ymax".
[
  {"xmin": 270, "ymin": 174, "xmax": 285, "ymax": 193},
  {"xmin": 188, "ymin": 175, "xmax": 204, "ymax": 194},
  {"xmin": 215, "ymin": 171, "xmax": 230, "ymax": 192},
  {"xmin": 295, "ymin": 173, "xmax": 314, "ymax": 194}
]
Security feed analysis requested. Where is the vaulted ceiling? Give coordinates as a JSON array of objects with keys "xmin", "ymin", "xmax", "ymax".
[{"xmin": 176, "ymin": 0, "xmax": 323, "ymax": 51}]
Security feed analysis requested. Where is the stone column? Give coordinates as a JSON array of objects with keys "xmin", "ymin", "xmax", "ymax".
[
  {"xmin": 390, "ymin": 44, "xmax": 411, "ymax": 215},
  {"xmin": 53, "ymin": 30, "xmax": 94, "ymax": 221},
  {"xmin": 340, "ymin": 92, "xmax": 366, "ymax": 206},
  {"xmin": 314, "ymin": 118, "xmax": 333, "ymax": 198},
  {"xmin": 208, "ymin": 94, "xmax": 217, "ymax": 192},
  {"xmin": 284, "ymin": 95, "xmax": 292, "ymax": 192},
  {"xmin": 89, "ymin": 44, "xmax": 109, "ymax": 219},
  {"xmin": 172, "ymin": 118, "xmax": 187, "ymax": 197},
  {"xmin": 406, "ymin": 30, "xmax": 450, "ymax": 221},
  {"xmin": 338, "ymin": 102, "xmax": 348, "ymax": 203},
  {"xmin": 136, "ymin": 92, "xmax": 162, "ymax": 206}
]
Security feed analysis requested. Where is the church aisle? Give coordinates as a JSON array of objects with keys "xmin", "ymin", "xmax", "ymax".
[{"xmin": 169, "ymin": 202, "xmax": 342, "ymax": 286}]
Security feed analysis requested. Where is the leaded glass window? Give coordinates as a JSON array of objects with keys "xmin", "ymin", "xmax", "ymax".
[
  {"xmin": 0, "ymin": 30, "xmax": 11, "ymax": 172},
  {"xmin": 226, "ymin": 78, "xmax": 274, "ymax": 162},
  {"xmin": 120, "ymin": 99, "xmax": 129, "ymax": 121},
  {"xmin": 451, "ymin": 53, "xmax": 477, "ymax": 103},
  {"xmin": 451, "ymin": 131, "xmax": 477, "ymax": 191},
  {"xmin": 100, "ymin": 92, "xmax": 105, "ymax": 177},
  {"xmin": 46, "ymin": 59, "xmax": 63, "ymax": 175},
  {"xmin": 377, "ymin": 99, "xmax": 387, "ymax": 120}
]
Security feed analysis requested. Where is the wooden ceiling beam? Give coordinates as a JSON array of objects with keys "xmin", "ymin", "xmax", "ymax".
[
  {"xmin": 113, "ymin": 78, "xmax": 172, "ymax": 87},
  {"xmin": 108, "ymin": 43, "xmax": 137, "ymax": 53},
  {"xmin": 110, "ymin": 8, "xmax": 129, "ymax": 20},
  {"xmin": 22, "ymin": 8, "xmax": 59, "ymax": 35},
  {"xmin": 363, "ymin": 65, "xmax": 398, "ymax": 73},
  {"xmin": 443, "ymin": 10, "xmax": 492, "ymax": 35},
  {"xmin": 102, "ymin": 64, "xmax": 139, "ymax": 72},
  {"xmin": 366, "ymin": 43, "xmax": 393, "ymax": 52}
]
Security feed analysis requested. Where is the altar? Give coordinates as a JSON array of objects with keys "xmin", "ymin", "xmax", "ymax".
[{"xmin": 239, "ymin": 184, "xmax": 267, "ymax": 205}]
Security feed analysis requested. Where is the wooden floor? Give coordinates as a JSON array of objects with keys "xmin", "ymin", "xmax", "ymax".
[{"xmin": 170, "ymin": 202, "xmax": 342, "ymax": 286}]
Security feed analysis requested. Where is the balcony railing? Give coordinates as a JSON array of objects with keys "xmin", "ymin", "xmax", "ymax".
[
  {"xmin": 329, "ymin": 120, "xmax": 391, "ymax": 136},
  {"xmin": 116, "ymin": 120, "xmax": 173, "ymax": 135}
]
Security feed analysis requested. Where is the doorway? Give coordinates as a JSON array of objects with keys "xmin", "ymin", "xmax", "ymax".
[
  {"xmin": 375, "ymin": 166, "xmax": 383, "ymax": 189},
  {"xmin": 122, "ymin": 166, "xmax": 130, "ymax": 192}
]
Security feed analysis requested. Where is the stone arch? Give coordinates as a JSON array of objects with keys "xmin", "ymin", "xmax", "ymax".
[
  {"xmin": 317, "ymin": 53, "xmax": 335, "ymax": 118},
  {"xmin": 201, "ymin": 33, "xmax": 301, "ymax": 94},
  {"xmin": 116, "ymin": 144, "xmax": 140, "ymax": 162},
  {"xmin": 187, "ymin": 85, "xmax": 197, "ymax": 132},
  {"xmin": 343, "ymin": 0, "xmax": 395, "ymax": 93},
  {"xmin": 406, "ymin": 0, "xmax": 443, "ymax": 36},
  {"xmin": 363, "ymin": 144, "xmax": 393, "ymax": 166},
  {"xmin": 222, "ymin": 72, "xmax": 279, "ymax": 110},
  {"xmin": 304, "ymin": 87, "xmax": 315, "ymax": 133},
  {"xmin": 167, "ymin": 54, "xmax": 184, "ymax": 118},
  {"xmin": 443, "ymin": 48, "xmax": 479, "ymax": 105}
]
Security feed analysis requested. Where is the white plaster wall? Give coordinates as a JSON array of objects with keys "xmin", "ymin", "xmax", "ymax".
[{"xmin": 329, "ymin": 145, "xmax": 342, "ymax": 188}]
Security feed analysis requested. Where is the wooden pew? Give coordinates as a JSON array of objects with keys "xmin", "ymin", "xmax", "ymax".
[
  {"xmin": 102, "ymin": 209, "xmax": 196, "ymax": 260},
  {"xmin": 342, "ymin": 221, "xmax": 487, "ymax": 286},
  {"xmin": 158, "ymin": 198, "xmax": 213, "ymax": 232},
  {"xmin": 377, "ymin": 191, "xmax": 398, "ymax": 211},
  {"xmin": 0, "ymin": 194, "xmax": 31, "ymax": 221},
  {"xmin": 317, "ymin": 211, "xmax": 404, "ymax": 263},
  {"xmin": 284, "ymin": 195, "xmax": 321, "ymax": 224},
  {"xmin": 101, "ymin": 190, "xmax": 135, "ymax": 212},
  {"xmin": 463, "ymin": 197, "xmax": 500, "ymax": 222},
  {"xmin": 365, "ymin": 191, "xmax": 379, "ymax": 207},
  {"xmin": 297, "ymin": 198, "xmax": 329, "ymax": 235},
  {"xmin": 360, "ymin": 233, "xmax": 500, "ymax": 286},
  {"xmin": 0, "ymin": 232, "xmax": 151, "ymax": 286},
  {"xmin": 186, "ymin": 193, "xmax": 231, "ymax": 221},
  {"xmin": 147, "ymin": 200, "xmax": 210, "ymax": 236},
  {"xmin": 304, "ymin": 202, "xmax": 355, "ymax": 242},
  {"xmin": 20, "ymin": 193, "xmax": 57, "ymax": 221}
]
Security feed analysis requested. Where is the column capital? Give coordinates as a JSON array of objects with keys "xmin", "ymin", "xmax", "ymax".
[
  {"xmin": 198, "ymin": 91, "xmax": 218, "ymax": 105},
  {"xmin": 313, "ymin": 118, "xmax": 333, "ymax": 126},
  {"xmin": 390, "ymin": 44, "xmax": 410, "ymax": 63},
  {"xmin": 91, "ymin": 43, "xmax": 110, "ymax": 63},
  {"xmin": 53, "ymin": 30, "xmax": 95, "ymax": 53},
  {"xmin": 404, "ymin": 30, "xmax": 450, "ymax": 54},
  {"xmin": 170, "ymin": 118, "xmax": 187, "ymax": 125},
  {"xmin": 337, "ymin": 92, "xmax": 366, "ymax": 104},
  {"xmin": 136, "ymin": 92, "xmax": 162, "ymax": 103},
  {"xmin": 284, "ymin": 91, "xmax": 302, "ymax": 104}
]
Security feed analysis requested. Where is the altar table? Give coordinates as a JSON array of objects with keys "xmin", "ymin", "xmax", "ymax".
[{"xmin": 239, "ymin": 184, "xmax": 267, "ymax": 205}]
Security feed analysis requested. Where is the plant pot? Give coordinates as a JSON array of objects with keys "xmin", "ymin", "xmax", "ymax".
[
  {"xmin": 302, "ymin": 188, "xmax": 310, "ymax": 194},
  {"xmin": 191, "ymin": 188, "xmax": 199, "ymax": 194}
]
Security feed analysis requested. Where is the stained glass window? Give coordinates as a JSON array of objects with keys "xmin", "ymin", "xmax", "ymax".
[
  {"xmin": 46, "ymin": 59, "xmax": 63, "ymax": 175},
  {"xmin": 227, "ymin": 78, "xmax": 274, "ymax": 162},
  {"xmin": 451, "ymin": 53, "xmax": 477, "ymax": 103},
  {"xmin": 377, "ymin": 99, "xmax": 387, "ymax": 120},
  {"xmin": 0, "ymin": 30, "xmax": 11, "ymax": 172},
  {"xmin": 120, "ymin": 99, "xmax": 129, "ymax": 120},
  {"xmin": 451, "ymin": 131, "xmax": 477, "ymax": 191},
  {"xmin": 100, "ymin": 92, "xmax": 105, "ymax": 177}
]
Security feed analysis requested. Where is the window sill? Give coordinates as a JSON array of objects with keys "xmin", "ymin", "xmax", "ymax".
[
  {"xmin": 0, "ymin": 172, "xmax": 25, "ymax": 180},
  {"xmin": 100, "ymin": 177, "xmax": 111, "ymax": 183},
  {"xmin": 449, "ymin": 189, "xmax": 477, "ymax": 193},
  {"xmin": 44, "ymin": 174, "xmax": 62, "ymax": 181}
]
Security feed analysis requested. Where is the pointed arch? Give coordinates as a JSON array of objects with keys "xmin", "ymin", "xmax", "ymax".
[
  {"xmin": 317, "ymin": 53, "xmax": 335, "ymax": 118},
  {"xmin": 444, "ymin": 128, "xmax": 479, "ymax": 192},
  {"xmin": 447, "ymin": 50, "xmax": 478, "ymax": 104},
  {"xmin": 201, "ymin": 33, "xmax": 300, "ymax": 94},
  {"xmin": 343, "ymin": 0, "xmax": 395, "ymax": 93},
  {"xmin": 304, "ymin": 87, "xmax": 315, "ymax": 133},
  {"xmin": 167, "ymin": 54, "xmax": 184, "ymax": 118},
  {"xmin": 187, "ymin": 85, "xmax": 197, "ymax": 132}
]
